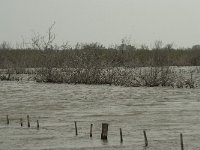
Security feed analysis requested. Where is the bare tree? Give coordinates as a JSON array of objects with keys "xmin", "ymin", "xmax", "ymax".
[
  {"xmin": 118, "ymin": 37, "xmax": 136, "ymax": 51},
  {"xmin": 31, "ymin": 22, "xmax": 56, "ymax": 50},
  {"xmin": 140, "ymin": 44, "xmax": 149, "ymax": 50},
  {"xmin": 192, "ymin": 44, "xmax": 200, "ymax": 50},
  {"xmin": 60, "ymin": 42, "xmax": 72, "ymax": 50},
  {"xmin": 0, "ymin": 41, "xmax": 12, "ymax": 50},
  {"xmin": 164, "ymin": 43, "xmax": 174, "ymax": 50},
  {"xmin": 31, "ymin": 32, "xmax": 43, "ymax": 50},
  {"xmin": 154, "ymin": 40, "xmax": 163, "ymax": 50},
  {"xmin": 43, "ymin": 22, "xmax": 56, "ymax": 50}
]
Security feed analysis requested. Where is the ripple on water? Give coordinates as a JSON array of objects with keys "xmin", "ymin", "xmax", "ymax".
[{"xmin": 0, "ymin": 81, "xmax": 200, "ymax": 150}]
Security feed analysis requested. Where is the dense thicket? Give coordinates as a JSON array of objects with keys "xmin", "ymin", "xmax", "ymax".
[{"xmin": 0, "ymin": 47, "xmax": 200, "ymax": 69}]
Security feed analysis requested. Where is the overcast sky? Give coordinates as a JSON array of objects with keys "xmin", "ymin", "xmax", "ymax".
[{"xmin": 1, "ymin": 0, "xmax": 200, "ymax": 48}]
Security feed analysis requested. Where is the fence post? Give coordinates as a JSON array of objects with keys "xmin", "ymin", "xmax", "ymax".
[
  {"xmin": 20, "ymin": 118, "xmax": 23, "ymax": 127},
  {"xmin": 120, "ymin": 128, "xmax": 123, "ymax": 143},
  {"xmin": 75, "ymin": 121, "xmax": 78, "ymax": 136},
  {"xmin": 101, "ymin": 123, "xmax": 108, "ymax": 140},
  {"xmin": 37, "ymin": 120, "xmax": 39, "ymax": 130},
  {"xmin": 180, "ymin": 133, "xmax": 184, "ymax": 150},
  {"xmin": 27, "ymin": 115, "xmax": 30, "ymax": 128},
  {"xmin": 90, "ymin": 124, "xmax": 93, "ymax": 137},
  {"xmin": 143, "ymin": 130, "xmax": 148, "ymax": 147},
  {"xmin": 6, "ymin": 115, "xmax": 9, "ymax": 125}
]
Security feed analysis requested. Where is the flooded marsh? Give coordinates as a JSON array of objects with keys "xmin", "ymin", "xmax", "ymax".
[{"xmin": 0, "ymin": 81, "xmax": 200, "ymax": 149}]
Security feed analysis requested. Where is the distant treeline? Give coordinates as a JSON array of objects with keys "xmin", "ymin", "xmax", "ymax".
[
  {"xmin": 1, "ymin": 23, "xmax": 199, "ymax": 69},
  {"xmin": 0, "ymin": 45, "xmax": 200, "ymax": 69}
]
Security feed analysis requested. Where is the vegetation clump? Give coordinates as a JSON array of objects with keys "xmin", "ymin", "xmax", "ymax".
[{"xmin": 0, "ymin": 25, "xmax": 199, "ymax": 87}]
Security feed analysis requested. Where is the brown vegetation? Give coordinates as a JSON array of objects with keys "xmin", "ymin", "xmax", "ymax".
[{"xmin": 0, "ymin": 29, "xmax": 199, "ymax": 88}]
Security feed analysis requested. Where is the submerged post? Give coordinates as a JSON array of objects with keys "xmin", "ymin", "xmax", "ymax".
[
  {"xmin": 6, "ymin": 115, "xmax": 9, "ymax": 125},
  {"xmin": 27, "ymin": 115, "xmax": 30, "ymax": 128},
  {"xmin": 180, "ymin": 133, "xmax": 184, "ymax": 150},
  {"xmin": 20, "ymin": 118, "xmax": 23, "ymax": 127},
  {"xmin": 75, "ymin": 121, "xmax": 78, "ymax": 136},
  {"xmin": 90, "ymin": 124, "xmax": 93, "ymax": 137},
  {"xmin": 37, "ymin": 120, "xmax": 39, "ymax": 130},
  {"xmin": 120, "ymin": 128, "xmax": 123, "ymax": 143},
  {"xmin": 143, "ymin": 130, "xmax": 148, "ymax": 147},
  {"xmin": 101, "ymin": 123, "xmax": 108, "ymax": 140}
]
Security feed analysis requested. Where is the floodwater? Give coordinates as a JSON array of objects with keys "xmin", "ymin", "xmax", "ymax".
[{"xmin": 0, "ymin": 81, "xmax": 200, "ymax": 150}]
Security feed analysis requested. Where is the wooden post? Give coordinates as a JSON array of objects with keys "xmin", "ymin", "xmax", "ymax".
[
  {"xmin": 37, "ymin": 120, "xmax": 39, "ymax": 130},
  {"xmin": 120, "ymin": 128, "xmax": 123, "ymax": 143},
  {"xmin": 90, "ymin": 124, "xmax": 93, "ymax": 137},
  {"xmin": 180, "ymin": 133, "xmax": 184, "ymax": 150},
  {"xmin": 101, "ymin": 123, "xmax": 108, "ymax": 140},
  {"xmin": 20, "ymin": 118, "xmax": 23, "ymax": 127},
  {"xmin": 6, "ymin": 115, "xmax": 9, "ymax": 125},
  {"xmin": 143, "ymin": 130, "xmax": 148, "ymax": 147},
  {"xmin": 27, "ymin": 115, "xmax": 30, "ymax": 128},
  {"xmin": 75, "ymin": 121, "xmax": 78, "ymax": 136}
]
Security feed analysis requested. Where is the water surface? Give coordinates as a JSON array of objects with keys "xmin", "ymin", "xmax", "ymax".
[{"xmin": 0, "ymin": 81, "xmax": 200, "ymax": 150}]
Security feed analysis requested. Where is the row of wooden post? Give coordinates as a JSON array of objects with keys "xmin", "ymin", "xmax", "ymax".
[
  {"xmin": 5, "ymin": 117, "xmax": 184, "ymax": 149},
  {"xmin": 74, "ymin": 122, "xmax": 184, "ymax": 149},
  {"xmin": 74, "ymin": 122, "xmax": 127, "ymax": 143},
  {"xmin": 6, "ymin": 115, "xmax": 39, "ymax": 130}
]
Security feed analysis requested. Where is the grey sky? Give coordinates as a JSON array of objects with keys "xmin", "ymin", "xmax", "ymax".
[{"xmin": 0, "ymin": 0, "xmax": 200, "ymax": 48}]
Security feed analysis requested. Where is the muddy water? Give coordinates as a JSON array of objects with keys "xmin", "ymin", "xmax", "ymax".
[{"xmin": 0, "ymin": 81, "xmax": 200, "ymax": 150}]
